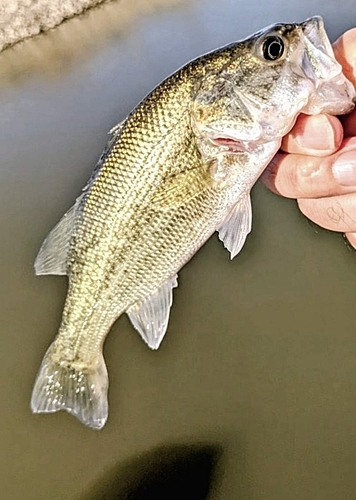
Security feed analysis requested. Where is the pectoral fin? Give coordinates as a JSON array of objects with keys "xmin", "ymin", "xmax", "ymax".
[
  {"xmin": 217, "ymin": 194, "xmax": 252, "ymax": 259},
  {"xmin": 34, "ymin": 194, "xmax": 83, "ymax": 275},
  {"xmin": 150, "ymin": 169, "xmax": 206, "ymax": 210},
  {"xmin": 127, "ymin": 275, "xmax": 178, "ymax": 350}
]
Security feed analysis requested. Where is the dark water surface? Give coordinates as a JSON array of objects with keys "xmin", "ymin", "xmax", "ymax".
[{"xmin": 1, "ymin": 1, "xmax": 356, "ymax": 498}]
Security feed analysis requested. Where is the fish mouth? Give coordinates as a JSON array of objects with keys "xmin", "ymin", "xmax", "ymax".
[{"xmin": 298, "ymin": 16, "xmax": 356, "ymax": 115}]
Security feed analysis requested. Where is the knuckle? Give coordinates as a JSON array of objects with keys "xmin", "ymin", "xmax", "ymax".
[{"xmin": 290, "ymin": 156, "xmax": 318, "ymax": 197}]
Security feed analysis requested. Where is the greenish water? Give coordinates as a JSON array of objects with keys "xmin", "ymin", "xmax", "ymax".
[{"xmin": 1, "ymin": 1, "xmax": 356, "ymax": 498}]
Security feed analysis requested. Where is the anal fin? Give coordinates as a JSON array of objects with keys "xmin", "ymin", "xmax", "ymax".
[
  {"xmin": 217, "ymin": 194, "xmax": 252, "ymax": 259},
  {"xmin": 127, "ymin": 275, "xmax": 178, "ymax": 350},
  {"xmin": 34, "ymin": 194, "xmax": 83, "ymax": 275}
]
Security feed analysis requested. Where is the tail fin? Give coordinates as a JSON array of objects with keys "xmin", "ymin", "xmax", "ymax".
[{"xmin": 31, "ymin": 343, "xmax": 109, "ymax": 430}]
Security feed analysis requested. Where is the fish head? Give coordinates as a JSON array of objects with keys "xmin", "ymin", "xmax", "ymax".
[{"xmin": 191, "ymin": 16, "xmax": 355, "ymax": 154}]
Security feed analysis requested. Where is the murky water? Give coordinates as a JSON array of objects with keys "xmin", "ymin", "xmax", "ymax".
[{"xmin": 1, "ymin": 1, "xmax": 356, "ymax": 498}]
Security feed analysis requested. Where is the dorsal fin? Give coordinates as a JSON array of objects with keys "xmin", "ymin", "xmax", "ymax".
[{"xmin": 34, "ymin": 195, "xmax": 83, "ymax": 276}]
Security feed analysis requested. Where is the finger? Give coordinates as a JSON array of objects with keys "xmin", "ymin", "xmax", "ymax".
[
  {"xmin": 345, "ymin": 231, "xmax": 356, "ymax": 250},
  {"xmin": 332, "ymin": 28, "xmax": 356, "ymax": 86},
  {"xmin": 298, "ymin": 193, "xmax": 356, "ymax": 232},
  {"xmin": 280, "ymin": 114, "xmax": 343, "ymax": 155},
  {"xmin": 333, "ymin": 29, "xmax": 356, "ymax": 138},
  {"xmin": 341, "ymin": 109, "xmax": 356, "ymax": 137},
  {"xmin": 262, "ymin": 137, "xmax": 356, "ymax": 198}
]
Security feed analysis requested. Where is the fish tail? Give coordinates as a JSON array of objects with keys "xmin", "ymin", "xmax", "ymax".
[{"xmin": 30, "ymin": 343, "xmax": 109, "ymax": 430}]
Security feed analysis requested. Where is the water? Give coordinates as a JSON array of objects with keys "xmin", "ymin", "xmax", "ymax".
[{"xmin": 1, "ymin": 1, "xmax": 356, "ymax": 498}]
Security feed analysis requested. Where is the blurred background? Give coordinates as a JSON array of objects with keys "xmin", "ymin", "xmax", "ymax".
[{"xmin": 1, "ymin": 1, "xmax": 356, "ymax": 498}]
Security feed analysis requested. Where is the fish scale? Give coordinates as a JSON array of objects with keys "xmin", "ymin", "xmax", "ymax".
[{"xmin": 31, "ymin": 16, "xmax": 355, "ymax": 428}]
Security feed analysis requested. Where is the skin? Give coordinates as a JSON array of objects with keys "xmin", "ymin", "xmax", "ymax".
[{"xmin": 262, "ymin": 28, "xmax": 356, "ymax": 248}]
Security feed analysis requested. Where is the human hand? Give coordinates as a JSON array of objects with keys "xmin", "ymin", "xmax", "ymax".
[{"xmin": 262, "ymin": 28, "xmax": 356, "ymax": 248}]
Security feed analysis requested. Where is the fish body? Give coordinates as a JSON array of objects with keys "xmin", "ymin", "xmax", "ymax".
[{"xmin": 31, "ymin": 17, "xmax": 355, "ymax": 429}]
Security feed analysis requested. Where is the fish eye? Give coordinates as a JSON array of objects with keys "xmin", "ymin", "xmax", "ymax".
[{"xmin": 262, "ymin": 36, "xmax": 285, "ymax": 61}]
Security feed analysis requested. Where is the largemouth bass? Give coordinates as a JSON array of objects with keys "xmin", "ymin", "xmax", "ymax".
[{"xmin": 31, "ymin": 16, "xmax": 355, "ymax": 429}]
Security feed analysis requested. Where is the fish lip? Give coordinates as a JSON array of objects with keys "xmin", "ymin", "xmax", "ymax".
[{"xmin": 300, "ymin": 15, "xmax": 324, "ymax": 35}]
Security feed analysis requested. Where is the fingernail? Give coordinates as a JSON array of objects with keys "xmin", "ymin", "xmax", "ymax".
[
  {"xmin": 295, "ymin": 115, "xmax": 337, "ymax": 152},
  {"xmin": 332, "ymin": 150, "xmax": 356, "ymax": 186}
]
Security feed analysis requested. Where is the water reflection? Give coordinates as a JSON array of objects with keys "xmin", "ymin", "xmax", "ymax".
[{"xmin": 0, "ymin": 0, "xmax": 188, "ymax": 86}]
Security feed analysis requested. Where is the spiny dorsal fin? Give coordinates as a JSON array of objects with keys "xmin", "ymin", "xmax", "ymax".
[{"xmin": 109, "ymin": 119, "xmax": 125, "ymax": 135}]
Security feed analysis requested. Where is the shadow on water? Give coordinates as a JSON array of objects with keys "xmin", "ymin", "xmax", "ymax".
[{"xmin": 78, "ymin": 443, "xmax": 222, "ymax": 500}]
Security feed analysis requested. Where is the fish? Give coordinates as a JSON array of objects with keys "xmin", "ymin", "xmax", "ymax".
[{"xmin": 31, "ymin": 16, "xmax": 355, "ymax": 429}]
